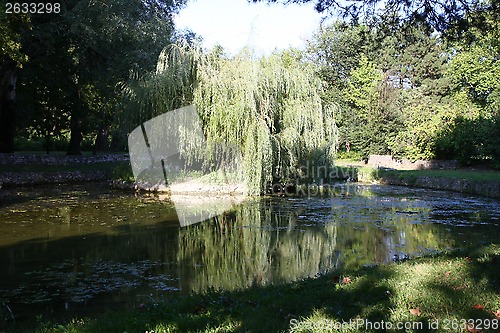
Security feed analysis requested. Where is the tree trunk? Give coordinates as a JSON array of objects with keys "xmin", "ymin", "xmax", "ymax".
[
  {"xmin": 45, "ymin": 131, "xmax": 51, "ymax": 154},
  {"xmin": 110, "ymin": 131, "xmax": 126, "ymax": 151},
  {"xmin": 0, "ymin": 68, "xmax": 17, "ymax": 153},
  {"xmin": 67, "ymin": 114, "xmax": 83, "ymax": 155},
  {"xmin": 92, "ymin": 128, "xmax": 108, "ymax": 155}
]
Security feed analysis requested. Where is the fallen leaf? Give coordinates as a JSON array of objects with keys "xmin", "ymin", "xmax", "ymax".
[
  {"xmin": 473, "ymin": 304, "xmax": 485, "ymax": 310},
  {"xmin": 342, "ymin": 277, "xmax": 352, "ymax": 284},
  {"xmin": 409, "ymin": 307, "xmax": 421, "ymax": 316},
  {"xmin": 494, "ymin": 309, "xmax": 500, "ymax": 319},
  {"xmin": 444, "ymin": 271, "xmax": 451, "ymax": 277},
  {"xmin": 467, "ymin": 323, "xmax": 481, "ymax": 333}
]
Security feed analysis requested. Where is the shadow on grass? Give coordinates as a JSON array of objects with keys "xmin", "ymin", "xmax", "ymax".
[
  {"xmin": 23, "ymin": 245, "xmax": 497, "ymax": 333},
  {"xmin": 77, "ymin": 266, "xmax": 396, "ymax": 333}
]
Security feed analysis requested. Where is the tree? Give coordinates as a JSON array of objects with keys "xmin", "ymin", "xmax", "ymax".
[
  {"xmin": 123, "ymin": 44, "xmax": 339, "ymax": 193},
  {"xmin": 437, "ymin": 7, "xmax": 500, "ymax": 166},
  {"xmin": 449, "ymin": 10, "xmax": 499, "ymax": 114},
  {"xmin": 8, "ymin": 0, "xmax": 187, "ymax": 154},
  {"xmin": 0, "ymin": 8, "xmax": 30, "ymax": 152},
  {"xmin": 307, "ymin": 20, "xmax": 456, "ymax": 160},
  {"xmin": 306, "ymin": 22, "xmax": 369, "ymax": 89},
  {"xmin": 371, "ymin": 22, "xmax": 454, "ymax": 160},
  {"xmin": 342, "ymin": 54, "xmax": 402, "ymax": 157},
  {"xmin": 251, "ymin": 0, "xmax": 496, "ymax": 34}
]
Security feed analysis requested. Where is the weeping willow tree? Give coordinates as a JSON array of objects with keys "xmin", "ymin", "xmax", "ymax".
[
  {"xmin": 119, "ymin": 43, "xmax": 199, "ymax": 131},
  {"xmin": 121, "ymin": 43, "xmax": 338, "ymax": 194}
]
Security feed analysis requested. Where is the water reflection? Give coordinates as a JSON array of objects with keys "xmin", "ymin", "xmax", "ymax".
[
  {"xmin": 0, "ymin": 184, "xmax": 499, "ymax": 320},
  {"xmin": 177, "ymin": 184, "xmax": 499, "ymax": 292}
]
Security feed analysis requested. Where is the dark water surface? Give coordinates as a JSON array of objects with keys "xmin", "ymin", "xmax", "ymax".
[{"xmin": 0, "ymin": 183, "xmax": 499, "ymax": 323}]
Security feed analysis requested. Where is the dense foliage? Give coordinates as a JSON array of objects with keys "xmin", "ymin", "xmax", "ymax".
[
  {"xmin": 0, "ymin": 0, "xmax": 187, "ymax": 153},
  {"xmin": 306, "ymin": 13, "xmax": 499, "ymax": 166},
  {"xmin": 252, "ymin": 0, "xmax": 496, "ymax": 35}
]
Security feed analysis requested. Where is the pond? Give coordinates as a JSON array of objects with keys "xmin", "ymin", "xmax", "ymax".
[{"xmin": 0, "ymin": 183, "xmax": 499, "ymax": 324}]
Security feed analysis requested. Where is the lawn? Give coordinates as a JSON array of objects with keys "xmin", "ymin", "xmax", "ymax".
[
  {"xmin": 377, "ymin": 169, "xmax": 500, "ymax": 184},
  {"xmin": 5, "ymin": 245, "xmax": 499, "ymax": 333}
]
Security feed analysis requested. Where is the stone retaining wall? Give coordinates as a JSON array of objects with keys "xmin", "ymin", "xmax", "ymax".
[
  {"xmin": 0, "ymin": 154, "xmax": 128, "ymax": 187},
  {"xmin": 368, "ymin": 155, "xmax": 458, "ymax": 170},
  {"xmin": 0, "ymin": 153, "xmax": 129, "ymax": 165},
  {"xmin": 0, "ymin": 171, "xmax": 110, "ymax": 187}
]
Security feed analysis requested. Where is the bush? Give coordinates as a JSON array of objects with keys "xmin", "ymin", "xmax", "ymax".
[
  {"xmin": 14, "ymin": 136, "xmax": 44, "ymax": 151},
  {"xmin": 14, "ymin": 135, "xmax": 70, "ymax": 152},
  {"xmin": 436, "ymin": 116, "xmax": 500, "ymax": 167},
  {"xmin": 336, "ymin": 150, "xmax": 364, "ymax": 161}
]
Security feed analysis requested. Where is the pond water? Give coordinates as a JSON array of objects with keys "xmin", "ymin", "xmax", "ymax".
[{"xmin": 0, "ymin": 183, "xmax": 499, "ymax": 324}]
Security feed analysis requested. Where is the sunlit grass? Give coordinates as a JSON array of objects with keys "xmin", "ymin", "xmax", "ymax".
[
  {"xmin": 379, "ymin": 169, "xmax": 500, "ymax": 183},
  {"xmin": 337, "ymin": 158, "xmax": 500, "ymax": 184}
]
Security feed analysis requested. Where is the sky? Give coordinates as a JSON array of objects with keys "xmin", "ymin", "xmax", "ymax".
[{"xmin": 174, "ymin": 0, "xmax": 325, "ymax": 56}]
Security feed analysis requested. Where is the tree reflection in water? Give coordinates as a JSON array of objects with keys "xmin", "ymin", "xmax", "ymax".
[{"xmin": 176, "ymin": 185, "xmax": 461, "ymax": 293}]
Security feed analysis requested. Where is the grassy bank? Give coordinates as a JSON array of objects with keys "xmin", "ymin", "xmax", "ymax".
[
  {"xmin": 355, "ymin": 166, "xmax": 500, "ymax": 199},
  {"xmin": 376, "ymin": 169, "xmax": 500, "ymax": 183},
  {"xmin": 4, "ymin": 245, "xmax": 499, "ymax": 333}
]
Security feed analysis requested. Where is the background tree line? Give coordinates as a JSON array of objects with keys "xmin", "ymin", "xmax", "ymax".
[
  {"xmin": 304, "ymin": 1, "xmax": 499, "ymax": 167},
  {"xmin": 0, "ymin": 0, "xmax": 188, "ymax": 154},
  {"xmin": 0, "ymin": 0, "xmax": 498, "ymax": 170}
]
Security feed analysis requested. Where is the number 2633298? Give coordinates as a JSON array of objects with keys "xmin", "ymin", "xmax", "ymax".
[{"xmin": 6, "ymin": 2, "xmax": 61, "ymax": 14}]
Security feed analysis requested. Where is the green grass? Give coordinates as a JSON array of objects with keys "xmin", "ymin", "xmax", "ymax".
[
  {"xmin": 378, "ymin": 169, "xmax": 500, "ymax": 183},
  {"xmin": 335, "ymin": 151, "xmax": 365, "ymax": 162},
  {"xmin": 354, "ymin": 165, "xmax": 500, "ymax": 184},
  {"xmin": 10, "ymin": 151, "xmax": 96, "ymax": 156},
  {"xmin": 5, "ymin": 245, "xmax": 499, "ymax": 333}
]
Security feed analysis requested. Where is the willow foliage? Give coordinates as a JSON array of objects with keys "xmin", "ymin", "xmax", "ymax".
[
  {"xmin": 122, "ymin": 43, "xmax": 338, "ymax": 194},
  {"xmin": 119, "ymin": 43, "xmax": 198, "ymax": 134}
]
